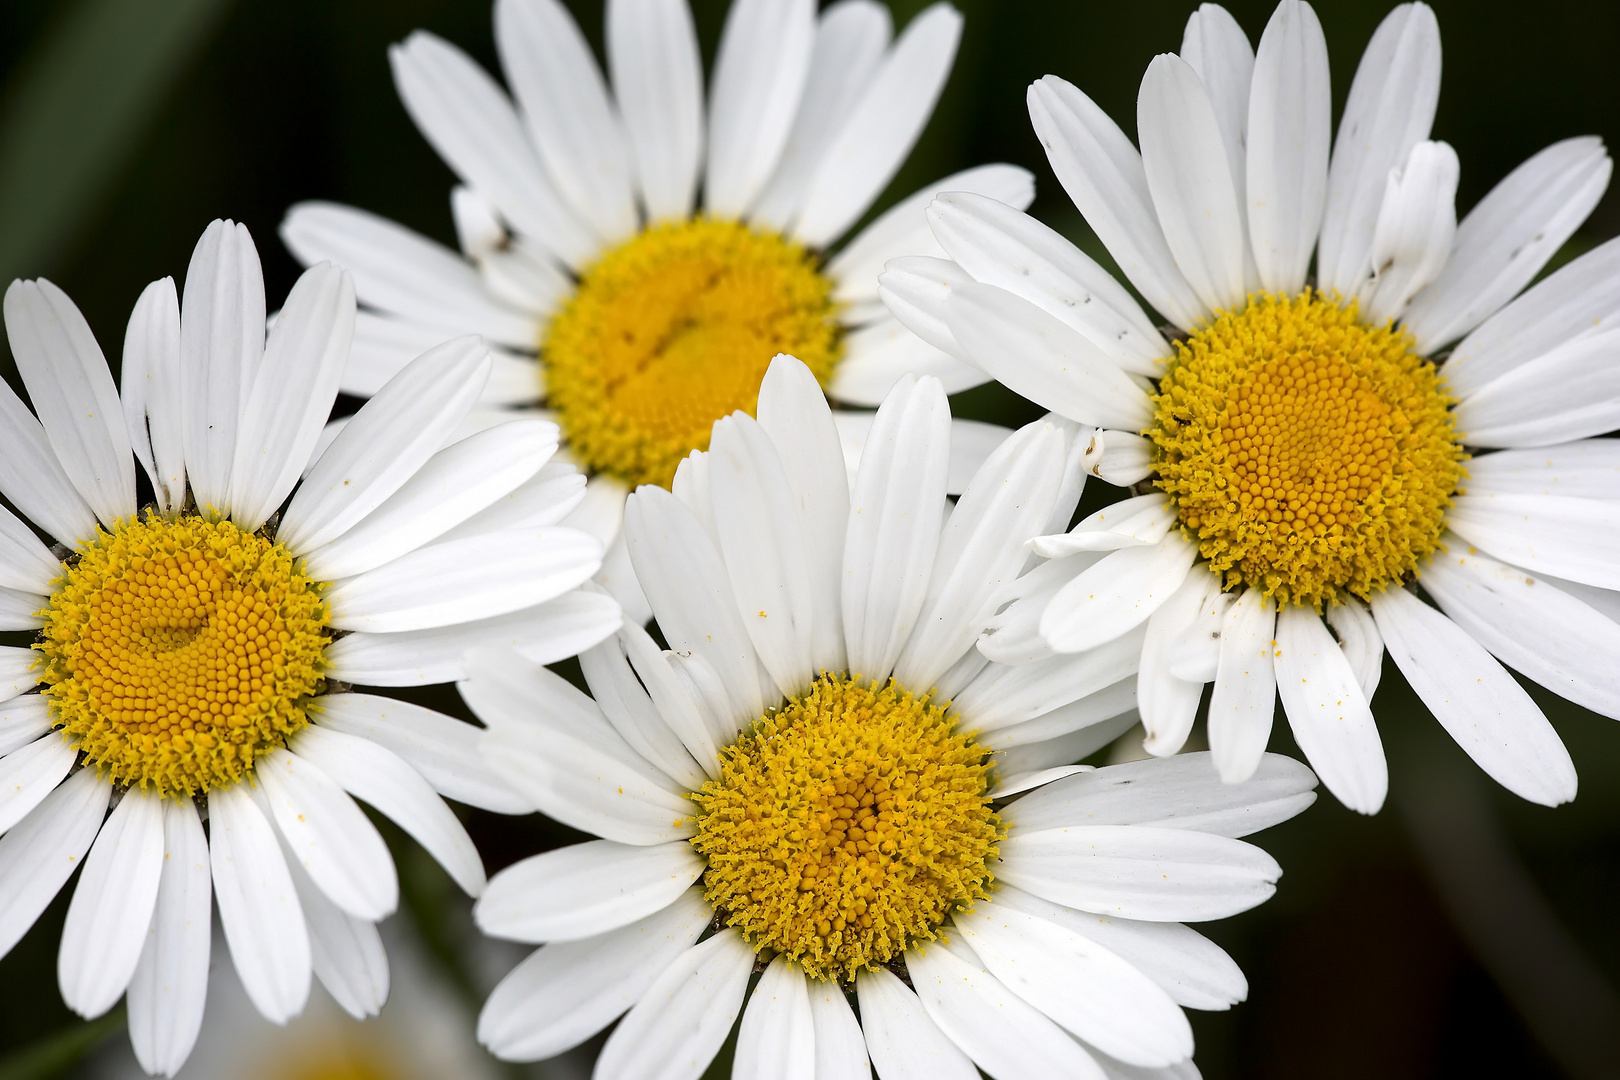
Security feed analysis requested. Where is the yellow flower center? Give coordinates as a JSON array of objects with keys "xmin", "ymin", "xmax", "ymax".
[
  {"xmin": 690, "ymin": 675, "xmax": 998, "ymax": 982},
  {"xmin": 543, "ymin": 217, "xmax": 841, "ymax": 489},
  {"xmin": 1149, "ymin": 291, "xmax": 1464, "ymax": 608},
  {"xmin": 38, "ymin": 514, "xmax": 329, "ymax": 797}
]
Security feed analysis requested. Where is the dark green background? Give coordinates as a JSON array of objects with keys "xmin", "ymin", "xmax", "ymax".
[{"xmin": 2, "ymin": 0, "xmax": 1619, "ymax": 1077}]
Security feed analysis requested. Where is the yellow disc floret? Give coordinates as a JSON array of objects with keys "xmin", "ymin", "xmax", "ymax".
[
  {"xmin": 691, "ymin": 675, "xmax": 998, "ymax": 982},
  {"xmin": 1149, "ymin": 291, "xmax": 1464, "ymax": 608},
  {"xmin": 37, "ymin": 514, "xmax": 329, "ymax": 797},
  {"xmin": 544, "ymin": 217, "xmax": 841, "ymax": 489}
]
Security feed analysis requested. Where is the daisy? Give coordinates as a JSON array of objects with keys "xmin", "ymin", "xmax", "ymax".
[
  {"xmin": 462, "ymin": 354, "xmax": 1319, "ymax": 1078},
  {"xmin": 0, "ymin": 219, "xmax": 617, "ymax": 1076},
  {"xmin": 884, "ymin": 0, "xmax": 1620, "ymax": 814},
  {"xmin": 279, "ymin": 0, "xmax": 1034, "ymax": 618}
]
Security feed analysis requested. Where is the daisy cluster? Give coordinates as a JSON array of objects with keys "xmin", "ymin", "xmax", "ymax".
[{"xmin": 0, "ymin": 0, "xmax": 1614, "ymax": 1078}]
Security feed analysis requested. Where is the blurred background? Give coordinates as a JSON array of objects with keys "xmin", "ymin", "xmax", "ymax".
[{"xmin": 2, "ymin": 0, "xmax": 1620, "ymax": 1077}]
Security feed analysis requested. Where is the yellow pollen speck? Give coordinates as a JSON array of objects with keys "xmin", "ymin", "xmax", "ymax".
[
  {"xmin": 37, "ymin": 513, "xmax": 329, "ymax": 797},
  {"xmin": 1149, "ymin": 291, "xmax": 1465, "ymax": 608},
  {"xmin": 544, "ymin": 217, "xmax": 840, "ymax": 489},
  {"xmin": 690, "ymin": 674, "xmax": 998, "ymax": 982}
]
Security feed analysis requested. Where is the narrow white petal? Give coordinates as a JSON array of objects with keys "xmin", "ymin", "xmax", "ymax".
[
  {"xmin": 793, "ymin": 3, "xmax": 962, "ymax": 246},
  {"xmin": 1027, "ymin": 75, "xmax": 1207, "ymax": 331},
  {"xmin": 1452, "ymin": 327, "xmax": 1620, "ymax": 448},
  {"xmin": 1317, "ymin": 3, "xmax": 1440, "ymax": 298},
  {"xmin": 477, "ymin": 888, "xmax": 710, "ymax": 1061},
  {"xmin": 1358, "ymin": 140, "xmax": 1459, "ymax": 325},
  {"xmin": 733, "ymin": 956, "xmax": 816, "ymax": 1080},
  {"xmin": 808, "ymin": 978, "xmax": 870, "ymax": 1080},
  {"xmin": 986, "ymin": 687, "xmax": 1139, "ymax": 761},
  {"xmin": 1245, "ymin": 0, "xmax": 1330, "ymax": 295},
  {"xmin": 1464, "ymin": 441, "xmax": 1620, "ymax": 500},
  {"xmin": 1041, "ymin": 534, "xmax": 1199, "ymax": 654},
  {"xmin": 4, "ymin": 279, "xmax": 136, "ymax": 527},
  {"xmin": 1031, "ymin": 493, "xmax": 1175, "ymax": 557},
  {"xmin": 1446, "ymin": 493, "xmax": 1620, "ymax": 590},
  {"xmin": 0, "ymin": 735, "xmax": 78, "ymax": 837},
  {"xmin": 121, "ymin": 277, "xmax": 186, "ymax": 513},
  {"xmin": 830, "ymin": 315, "xmax": 991, "ymax": 405},
  {"xmin": 0, "ymin": 647, "xmax": 40, "ymax": 704},
  {"xmin": 1138, "ymin": 570, "xmax": 1219, "ymax": 757},
  {"xmin": 0, "ymin": 357, "xmax": 102, "ymax": 545},
  {"xmin": 1370, "ymin": 585, "xmax": 1576, "ymax": 805},
  {"xmin": 290, "ymin": 724, "xmax": 485, "ymax": 896},
  {"xmin": 475, "ymin": 839, "xmax": 702, "ymax": 943},
  {"xmin": 0, "ymin": 502, "xmax": 64, "ymax": 595},
  {"xmin": 437, "ymin": 462, "xmax": 586, "ymax": 541},
  {"xmin": 1324, "ymin": 596, "xmax": 1383, "ymax": 701},
  {"xmin": 0, "ymin": 771, "xmax": 110, "ymax": 961},
  {"xmin": 1180, "ymin": 4, "xmax": 1254, "ymax": 223},
  {"xmin": 1274, "ymin": 605, "xmax": 1387, "ymax": 814},
  {"xmin": 207, "ymin": 783, "xmax": 311, "ymax": 1024},
  {"xmin": 957, "ymin": 625, "xmax": 1145, "ymax": 732},
  {"xmin": 620, "ymin": 620, "xmax": 724, "ymax": 781},
  {"xmin": 856, "ymin": 965, "xmax": 979, "ymax": 1080},
  {"xmin": 1207, "ymin": 587, "xmax": 1277, "ymax": 785},
  {"xmin": 876, "ymin": 255, "xmax": 974, "ymax": 364},
  {"xmin": 1094, "ymin": 430, "xmax": 1154, "ymax": 487},
  {"xmin": 126, "ymin": 800, "xmax": 210, "ymax": 1077},
  {"xmin": 0, "ymin": 591, "xmax": 40, "ymax": 634},
  {"xmin": 705, "ymin": 0, "xmax": 816, "ymax": 217},
  {"xmin": 0, "ymin": 697, "xmax": 52, "ymax": 757},
  {"xmin": 389, "ymin": 31, "xmax": 597, "ymax": 265},
  {"xmin": 595, "ymin": 929, "xmax": 757, "ymax": 1080},
  {"xmin": 58, "ymin": 787, "xmax": 165, "ymax": 1018},
  {"xmin": 607, "ymin": 0, "xmax": 704, "ymax": 221}
]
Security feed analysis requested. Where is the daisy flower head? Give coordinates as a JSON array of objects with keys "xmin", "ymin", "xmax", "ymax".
[
  {"xmin": 460, "ymin": 354, "xmax": 1319, "ymax": 1078},
  {"xmin": 279, "ymin": 0, "xmax": 1036, "ymax": 616},
  {"xmin": 0, "ymin": 220, "xmax": 619, "ymax": 1076},
  {"xmin": 884, "ymin": 0, "xmax": 1620, "ymax": 814}
]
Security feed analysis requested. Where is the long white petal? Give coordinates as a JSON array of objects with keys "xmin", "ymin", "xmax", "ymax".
[
  {"xmin": 0, "ymin": 378, "xmax": 99, "ymax": 546},
  {"xmin": 0, "ymin": 503, "xmax": 64, "ymax": 595},
  {"xmin": 1207, "ymin": 587, "xmax": 1277, "ymax": 785},
  {"xmin": 1139, "ymin": 570, "xmax": 1219, "ymax": 756},
  {"xmin": 475, "ymin": 839, "xmax": 702, "ymax": 943},
  {"xmin": 733, "ymin": 956, "xmax": 817, "ymax": 1080},
  {"xmin": 121, "ymin": 277, "xmax": 186, "ymax": 513},
  {"xmin": 705, "ymin": 0, "xmax": 815, "ymax": 217},
  {"xmin": 1446, "ymin": 493, "xmax": 1620, "ymax": 590},
  {"xmin": 0, "ymin": 735, "xmax": 77, "ymax": 837},
  {"xmin": 607, "ymin": 0, "xmax": 704, "ymax": 221},
  {"xmin": 1180, "ymin": 3, "xmax": 1254, "ymax": 228},
  {"xmin": 0, "ymin": 771, "xmax": 109, "ymax": 961},
  {"xmin": 279, "ymin": 836, "xmax": 388, "ymax": 1021},
  {"xmin": 1452, "ymin": 326, "xmax": 1620, "ymax": 448},
  {"xmin": 0, "ymin": 697, "xmax": 53, "ymax": 757},
  {"xmin": 808, "ymin": 978, "xmax": 870, "ymax": 1080},
  {"xmin": 126, "ymin": 799, "xmax": 211, "ymax": 1077},
  {"xmin": 856, "ymin": 965, "xmax": 979, "ymax": 1080},
  {"xmin": 831, "ymin": 314, "xmax": 991, "ymax": 406},
  {"xmin": 1274, "ymin": 605, "xmax": 1387, "ymax": 813},
  {"xmin": 958, "ymin": 625, "xmax": 1144, "ymax": 732},
  {"xmin": 1370, "ymin": 585, "xmax": 1576, "ymax": 805},
  {"xmin": 1463, "ymin": 441, "xmax": 1620, "ymax": 500},
  {"xmin": 1325, "ymin": 596, "xmax": 1383, "ymax": 701},
  {"xmin": 1358, "ymin": 140, "xmax": 1459, "ymax": 325},
  {"xmin": 1041, "ymin": 534, "xmax": 1199, "ymax": 654}
]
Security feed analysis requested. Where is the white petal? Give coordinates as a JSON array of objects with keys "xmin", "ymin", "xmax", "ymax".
[
  {"xmin": 705, "ymin": 0, "xmax": 816, "ymax": 217},
  {"xmin": 324, "ymin": 589, "xmax": 620, "ymax": 687},
  {"xmin": 1358, "ymin": 140, "xmax": 1459, "ymax": 324},
  {"xmin": 58, "ymin": 787, "xmax": 165, "ymax": 1018},
  {"xmin": 906, "ymin": 938, "xmax": 1108, "ymax": 1080},
  {"xmin": 494, "ymin": 0, "xmax": 637, "ymax": 241},
  {"xmin": 793, "ymin": 3, "xmax": 962, "ymax": 247},
  {"xmin": 1464, "ymin": 441, "xmax": 1620, "ymax": 500},
  {"xmin": 0, "ymin": 351, "xmax": 102, "ymax": 546},
  {"xmin": 595, "ymin": 928, "xmax": 757, "ymax": 1080},
  {"xmin": 1421, "ymin": 542, "xmax": 1620, "ymax": 720},
  {"xmin": 0, "ymin": 502, "xmax": 64, "ymax": 595},
  {"xmin": 1324, "ymin": 597, "xmax": 1383, "ymax": 701},
  {"xmin": 757, "ymin": 354, "xmax": 851, "ymax": 677},
  {"xmin": 0, "ymin": 734, "xmax": 78, "ymax": 837},
  {"xmin": 1094, "ymin": 430, "xmax": 1155, "ymax": 487},
  {"xmin": 856, "ymin": 965, "xmax": 979, "ymax": 1080},
  {"xmin": 477, "ymin": 888, "xmax": 711, "ymax": 1061},
  {"xmin": 1317, "ymin": 2, "xmax": 1440, "ymax": 299},
  {"xmin": 1404, "ymin": 137, "xmax": 1612, "ymax": 353},
  {"xmin": 302, "ymin": 419, "xmax": 552, "ymax": 580},
  {"xmin": 620, "ymin": 620, "xmax": 725, "ymax": 781},
  {"xmin": 1370, "ymin": 585, "xmax": 1576, "ymax": 805},
  {"xmin": 1026, "ymin": 76, "xmax": 1206, "ymax": 331},
  {"xmin": 808, "ymin": 978, "xmax": 870, "ymax": 1080},
  {"xmin": 829, "ymin": 163, "xmax": 1036, "ymax": 306},
  {"xmin": 0, "ymin": 647, "xmax": 39, "ymax": 704},
  {"xmin": 0, "ymin": 697, "xmax": 52, "ymax": 757},
  {"xmin": 228, "ymin": 265, "xmax": 355, "ymax": 530},
  {"xmin": 475, "ymin": 839, "xmax": 703, "ymax": 943},
  {"xmin": 126, "ymin": 800, "xmax": 211, "ymax": 1077},
  {"xmin": 1179, "ymin": 4, "xmax": 1254, "ymax": 225},
  {"xmin": 1207, "ymin": 587, "xmax": 1277, "ymax": 785},
  {"xmin": 1137, "ymin": 53, "xmax": 1247, "ymax": 313},
  {"xmin": 121, "ymin": 277, "xmax": 186, "ymax": 513},
  {"xmin": 1452, "ymin": 327, "xmax": 1620, "ymax": 448},
  {"xmin": 0, "ymin": 770, "xmax": 110, "ymax": 960},
  {"xmin": 1031, "ymin": 493, "xmax": 1175, "ymax": 557},
  {"xmin": 178, "ymin": 220, "xmax": 264, "ymax": 519},
  {"xmin": 312, "ymin": 692, "xmax": 528, "ymax": 814},
  {"xmin": 842, "ymin": 374, "xmax": 951, "ymax": 685},
  {"xmin": 389, "ymin": 31, "xmax": 597, "ymax": 265},
  {"xmin": 607, "ymin": 0, "xmax": 704, "ymax": 221},
  {"xmin": 280, "ymin": 202, "xmax": 538, "ymax": 347},
  {"xmin": 750, "ymin": 0, "xmax": 893, "ymax": 230},
  {"xmin": 279, "ymin": 837, "xmax": 388, "ymax": 1021},
  {"xmin": 1274, "ymin": 605, "xmax": 1387, "ymax": 813},
  {"xmin": 831, "ymin": 315, "xmax": 991, "ymax": 405},
  {"xmin": 952, "ymin": 899, "xmax": 1191, "ymax": 1068},
  {"xmin": 1041, "ymin": 534, "xmax": 1199, "ymax": 654},
  {"xmin": 624, "ymin": 485, "xmax": 766, "ymax": 722},
  {"xmin": 991, "ymin": 884, "xmax": 1246, "ymax": 1012},
  {"xmin": 1138, "ymin": 570, "xmax": 1219, "ymax": 757},
  {"xmin": 1442, "ymin": 233, "xmax": 1620, "ymax": 399},
  {"xmin": 947, "ymin": 283, "xmax": 1153, "ymax": 432},
  {"xmin": 733, "ymin": 956, "xmax": 816, "ymax": 1080},
  {"xmin": 1446, "ymin": 493, "xmax": 1620, "ymax": 590},
  {"xmin": 1245, "ymin": 0, "xmax": 1330, "ymax": 295},
  {"xmin": 207, "ymin": 783, "xmax": 311, "ymax": 1024},
  {"xmin": 875, "ymin": 255, "xmax": 974, "ymax": 364},
  {"xmin": 1002, "ymin": 750, "xmax": 1318, "ymax": 838},
  {"xmin": 278, "ymin": 336, "xmax": 490, "ymax": 553},
  {"xmin": 923, "ymin": 192, "xmax": 1167, "ymax": 374},
  {"xmin": 997, "ymin": 823, "xmax": 1282, "ymax": 922},
  {"xmin": 4, "ymin": 279, "xmax": 136, "ymax": 528},
  {"xmin": 957, "ymin": 625, "xmax": 1145, "ymax": 732},
  {"xmin": 289, "ymin": 724, "xmax": 485, "ymax": 896},
  {"xmin": 437, "ymin": 462, "xmax": 586, "ymax": 540},
  {"xmin": 987, "ymin": 687, "xmax": 1139, "ymax": 761}
]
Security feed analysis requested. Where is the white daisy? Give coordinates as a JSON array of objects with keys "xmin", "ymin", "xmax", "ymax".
[
  {"xmin": 278, "ymin": 0, "xmax": 1034, "ymax": 619},
  {"xmin": 461, "ymin": 354, "xmax": 1318, "ymax": 1078},
  {"xmin": 0, "ymin": 219, "xmax": 617, "ymax": 1076},
  {"xmin": 884, "ymin": 0, "xmax": 1620, "ymax": 814}
]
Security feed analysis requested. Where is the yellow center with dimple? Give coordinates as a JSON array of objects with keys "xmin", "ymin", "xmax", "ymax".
[
  {"xmin": 543, "ymin": 217, "xmax": 841, "ymax": 489},
  {"xmin": 37, "ymin": 514, "xmax": 329, "ymax": 797},
  {"xmin": 690, "ymin": 675, "xmax": 998, "ymax": 982},
  {"xmin": 1149, "ymin": 292, "xmax": 1464, "ymax": 608}
]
